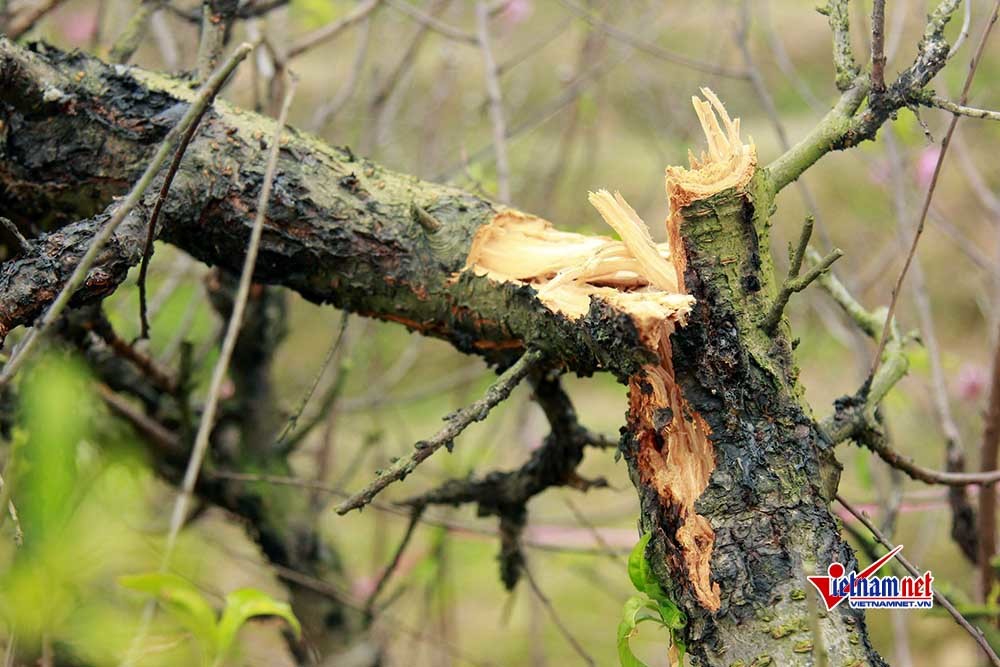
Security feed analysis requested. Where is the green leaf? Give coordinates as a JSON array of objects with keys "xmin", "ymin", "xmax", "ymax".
[
  {"xmin": 119, "ymin": 573, "xmax": 218, "ymax": 647},
  {"xmin": 216, "ymin": 588, "xmax": 301, "ymax": 659},
  {"xmin": 654, "ymin": 597, "xmax": 687, "ymax": 630},
  {"xmin": 617, "ymin": 596, "xmax": 653, "ymax": 667},
  {"xmin": 627, "ymin": 532, "xmax": 652, "ymax": 593}
]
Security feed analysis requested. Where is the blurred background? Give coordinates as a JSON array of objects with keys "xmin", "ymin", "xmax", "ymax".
[{"xmin": 2, "ymin": 0, "xmax": 1000, "ymax": 664}]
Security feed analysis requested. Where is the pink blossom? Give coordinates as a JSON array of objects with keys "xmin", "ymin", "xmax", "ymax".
[
  {"xmin": 57, "ymin": 11, "xmax": 99, "ymax": 47},
  {"xmin": 955, "ymin": 362, "xmax": 988, "ymax": 402},
  {"xmin": 499, "ymin": 0, "xmax": 533, "ymax": 27},
  {"xmin": 916, "ymin": 145, "xmax": 942, "ymax": 189}
]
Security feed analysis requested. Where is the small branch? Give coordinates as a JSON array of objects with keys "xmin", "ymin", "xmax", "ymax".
[
  {"xmin": 559, "ymin": 0, "xmax": 748, "ymax": 79},
  {"xmin": 0, "ymin": 42, "xmax": 253, "ymax": 391},
  {"xmin": 929, "ymin": 95, "xmax": 1000, "ymax": 121},
  {"xmin": 837, "ymin": 494, "xmax": 1000, "ymax": 666},
  {"xmin": 196, "ymin": 0, "xmax": 239, "ymax": 82},
  {"xmin": 136, "ymin": 73, "xmax": 223, "ymax": 339},
  {"xmin": 522, "ymin": 562, "xmax": 596, "ymax": 666},
  {"xmin": 336, "ymin": 349, "xmax": 543, "ymax": 514},
  {"xmin": 109, "ymin": 0, "xmax": 162, "ymax": 64},
  {"xmin": 852, "ymin": 419, "xmax": 1000, "ymax": 487},
  {"xmin": 762, "ymin": 217, "xmax": 842, "ymax": 333},
  {"xmin": 871, "ymin": 0, "xmax": 888, "ymax": 95},
  {"xmin": 363, "ymin": 505, "xmax": 424, "ymax": 619},
  {"xmin": 818, "ymin": 0, "xmax": 860, "ymax": 91},
  {"xmin": 809, "ymin": 247, "xmax": 882, "ymax": 338},
  {"xmin": 979, "ymin": 323, "xmax": 1000, "ymax": 601},
  {"xmin": 286, "ymin": 0, "xmax": 380, "ymax": 60},
  {"xmin": 2, "ymin": 0, "xmax": 67, "ymax": 39},
  {"xmin": 475, "ymin": 0, "xmax": 510, "ymax": 203},
  {"xmin": 385, "ymin": 0, "xmax": 475, "ymax": 43}
]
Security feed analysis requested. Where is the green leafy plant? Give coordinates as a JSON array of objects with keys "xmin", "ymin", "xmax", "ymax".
[
  {"xmin": 120, "ymin": 572, "xmax": 301, "ymax": 666},
  {"xmin": 618, "ymin": 532, "xmax": 687, "ymax": 667}
]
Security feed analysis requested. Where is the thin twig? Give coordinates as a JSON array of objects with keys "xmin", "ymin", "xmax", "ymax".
[
  {"xmin": 929, "ymin": 95, "xmax": 1000, "ymax": 122},
  {"xmin": 0, "ymin": 43, "xmax": 253, "ymax": 391},
  {"xmin": 979, "ymin": 323, "xmax": 1000, "ymax": 601},
  {"xmin": 196, "ymin": 0, "xmax": 238, "ymax": 82},
  {"xmin": 385, "ymin": 0, "xmax": 475, "ymax": 43},
  {"xmin": 559, "ymin": 0, "xmax": 747, "ymax": 79},
  {"xmin": 870, "ymin": 0, "xmax": 1000, "ymax": 378},
  {"xmin": 108, "ymin": 0, "xmax": 162, "ymax": 64},
  {"xmin": 160, "ymin": 75, "xmax": 297, "ymax": 567},
  {"xmin": 522, "ymin": 562, "xmax": 596, "ymax": 666},
  {"xmin": 363, "ymin": 505, "xmax": 424, "ymax": 619},
  {"xmin": 273, "ymin": 311, "xmax": 349, "ymax": 449},
  {"xmin": 336, "ymin": 349, "xmax": 543, "ymax": 514},
  {"xmin": 871, "ymin": 0, "xmax": 887, "ymax": 95},
  {"xmin": 286, "ymin": 0, "xmax": 380, "ymax": 60},
  {"xmin": 2, "ymin": 0, "xmax": 67, "ymax": 39},
  {"xmin": 475, "ymin": 0, "xmax": 510, "ymax": 203},
  {"xmin": 762, "ymin": 217, "xmax": 843, "ymax": 332},
  {"xmin": 121, "ymin": 73, "xmax": 297, "ymax": 667},
  {"xmin": 837, "ymin": 494, "xmax": 1000, "ymax": 666}
]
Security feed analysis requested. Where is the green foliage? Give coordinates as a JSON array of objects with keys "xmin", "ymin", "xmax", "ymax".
[
  {"xmin": 618, "ymin": 532, "xmax": 687, "ymax": 666},
  {"xmin": 120, "ymin": 573, "xmax": 301, "ymax": 667}
]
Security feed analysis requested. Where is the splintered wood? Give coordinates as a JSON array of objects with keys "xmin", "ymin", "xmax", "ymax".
[{"xmin": 463, "ymin": 89, "xmax": 755, "ymax": 611}]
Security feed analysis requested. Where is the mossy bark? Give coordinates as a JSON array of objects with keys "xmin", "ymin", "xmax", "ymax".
[
  {"xmin": 621, "ymin": 173, "xmax": 884, "ymax": 666},
  {"xmin": 0, "ymin": 39, "xmax": 887, "ymax": 665}
]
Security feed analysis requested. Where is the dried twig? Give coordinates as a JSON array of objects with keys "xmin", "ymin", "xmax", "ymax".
[
  {"xmin": 475, "ymin": 0, "xmax": 510, "ymax": 203},
  {"xmin": 160, "ymin": 75, "xmax": 297, "ymax": 565},
  {"xmin": 286, "ymin": 0, "xmax": 380, "ymax": 60},
  {"xmin": 979, "ymin": 324, "xmax": 1000, "ymax": 599},
  {"xmin": 336, "ymin": 349, "xmax": 543, "ymax": 514},
  {"xmin": 870, "ymin": 0, "xmax": 887, "ymax": 95},
  {"xmin": 928, "ymin": 95, "xmax": 1000, "ymax": 122},
  {"xmin": 385, "ymin": 0, "xmax": 475, "ymax": 43},
  {"xmin": 522, "ymin": 562, "xmax": 596, "ymax": 666},
  {"xmin": 196, "ymin": 0, "xmax": 239, "ymax": 82},
  {"xmin": 559, "ymin": 0, "xmax": 747, "ymax": 79},
  {"xmin": 0, "ymin": 42, "xmax": 253, "ymax": 391},
  {"xmin": 837, "ymin": 494, "xmax": 1000, "ymax": 666},
  {"xmin": 363, "ymin": 505, "xmax": 424, "ymax": 619}
]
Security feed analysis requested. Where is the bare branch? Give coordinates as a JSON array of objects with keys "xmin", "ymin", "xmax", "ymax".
[
  {"xmin": 870, "ymin": 0, "xmax": 1000, "ymax": 379},
  {"xmin": 475, "ymin": 0, "xmax": 510, "ymax": 203},
  {"xmin": 559, "ymin": 0, "xmax": 748, "ymax": 79},
  {"xmin": 979, "ymin": 323, "xmax": 1000, "ymax": 599},
  {"xmin": 871, "ymin": 0, "xmax": 888, "ymax": 95},
  {"xmin": 818, "ymin": 0, "xmax": 859, "ymax": 90},
  {"xmin": 385, "ymin": 0, "xmax": 475, "ymax": 43},
  {"xmin": 928, "ymin": 95, "xmax": 1000, "ymax": 121},
  {"xmin": 286, "ymin": 0, "xmax": 380, "ymax": 60},
  {"xmin": 337, "ymin": 349, "xmax": 543, "ymax": 514},
  {"xmin": 363, "ymin": 506, "xmax": 424, "ymax": 619},
  {"xmin": 109, "ymin": 0, "xmax": 162, "ymax": 65}
]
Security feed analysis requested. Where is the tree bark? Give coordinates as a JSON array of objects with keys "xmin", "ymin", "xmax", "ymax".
[{"xmin": 0, "ymin": 39, "xmax": 885, "ymax": 665}]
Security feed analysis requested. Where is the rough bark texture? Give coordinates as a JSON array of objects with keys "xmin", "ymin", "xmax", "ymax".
[{"xmin": 0, "ymin": 39, "xmax": 886, "ymax": 665}]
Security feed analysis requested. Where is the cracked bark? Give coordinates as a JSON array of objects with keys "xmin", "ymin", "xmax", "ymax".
[{"xmin": 0, "ymin": 39, "xmax": 886, "ymax": 665}]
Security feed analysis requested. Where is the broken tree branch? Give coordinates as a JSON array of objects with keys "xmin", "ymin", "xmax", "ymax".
[
  {"xmin": 337, "ymin": 348, "xmax": 543, "ymax": 514},
  {"xmin": 0, "ymin": 42, "xmax": 253, "ymax": 391}
]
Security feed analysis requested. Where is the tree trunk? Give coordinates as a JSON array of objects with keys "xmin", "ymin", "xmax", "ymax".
[{"xmin": 0, "ymin": 39, "xmax": 885, "ymax": 665}]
